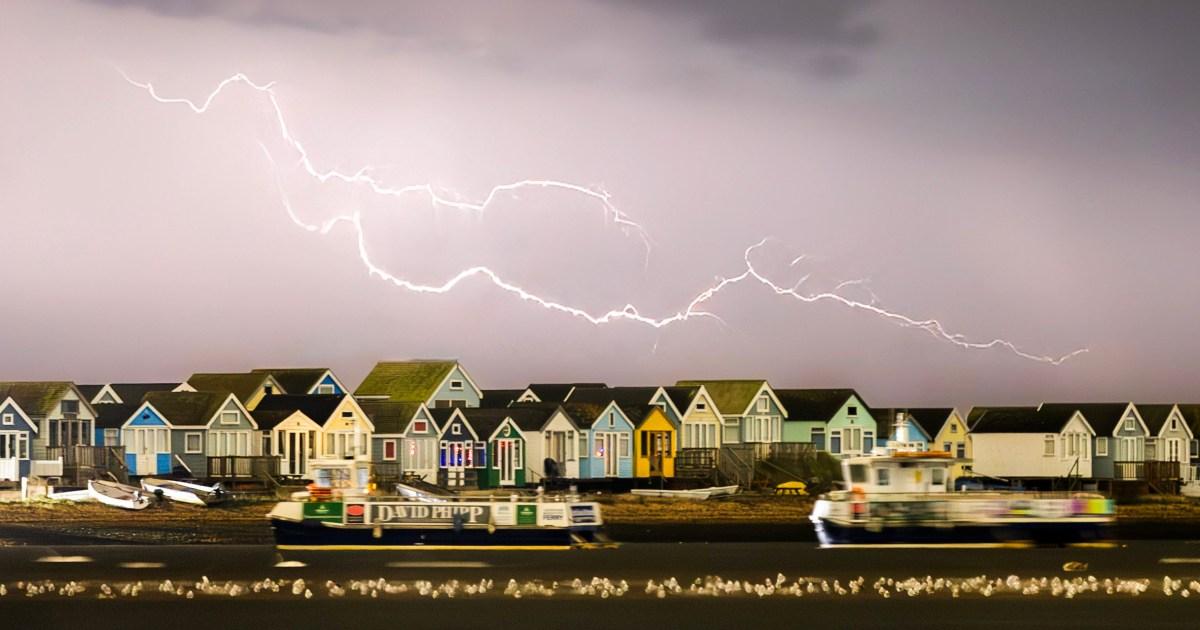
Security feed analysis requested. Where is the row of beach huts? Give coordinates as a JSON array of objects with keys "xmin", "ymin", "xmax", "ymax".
[{"xmin": 1, "ymin": 360, "xmax": 1197, "ymax": 496}]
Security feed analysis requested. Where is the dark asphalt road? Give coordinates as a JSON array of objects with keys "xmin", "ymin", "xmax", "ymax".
[{"xmin": 3, "ymin": 542, "xmax": 1200, "ymax": 628}]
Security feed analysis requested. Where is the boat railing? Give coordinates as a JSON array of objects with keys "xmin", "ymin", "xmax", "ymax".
[{"xmin": 828, "ymin": 490, "xmax": 1107, "ymax": 502}]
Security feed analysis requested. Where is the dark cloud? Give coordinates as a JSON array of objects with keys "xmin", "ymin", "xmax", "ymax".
[{"xmin": 612, "ymin": 0, "xmax": 879, "ymax": 48}]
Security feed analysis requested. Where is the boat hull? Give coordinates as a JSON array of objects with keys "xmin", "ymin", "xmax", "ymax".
[
  {"xmin": 271, "ymin": 518, "xmax": 597, "ymax": 549},
  {"xmin": 812, "ymin": 516, "xmax": 1112, "ymax": 546}
]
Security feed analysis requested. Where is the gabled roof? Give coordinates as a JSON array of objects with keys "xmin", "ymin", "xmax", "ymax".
[
  {"xmin": 615, "ymin": 403, "xmax": 663, "ymax": 429},
  {"xmin": 458, "ymin": 407, "xmax": 557, "ymax": 439},
  {"xmin": 253, "ymin": 394, "xmax": 346, "ymax": 424},
  {"xmin": 78, "ymin": 384, "xmax": 103, "ymax": 401},
  {"xmin": 95, "ymin": 402, "xmax": 140, "ymax": 429},
  {"xmin": 250, "ymin": 409, "xmax": 310, "ymax": 431},
  {"xmin": 904, "ymin": 408, "xmax": 956, "ymax": 439},
  {"xmin": 568, "ymin": 386, "xmax": 679, "ymax": 418},
  {"xmin": 774, "ymin": 389, "xmax": 861, "ymax": 423},
  {"xmin": 250, "ymin": 368, "xmax": 339, "ymax": 395},
  {"xmin": 186, "ymin": 373, "xmax": 280, "ymax": 404},
  {"xmin": 970, "ymin": 406, "xmax": 1090, "ymax": 434},
  {"xmin": 560, "ymin": 401, "xmax": 616, "ymax": 428},
  {"xmin": 141, "ymin": 391, "xmax": 233, "ymax": 426},
  {"xmin": 1039, "ymin": 403, "xmax": 1131, "ymax": 435},
  {"xmin": 662, "ymin": 386, "xmax": 699, "ymax": 413},
  {"xmin": 967, "ymin": 406, "xmax": 1031, "ymax": 429},
  {"xmin": 479, "ymin": 389, "xmax": 522, "ymax": 408},
  {"xmin": 1135, "ymin": 404, "xmax": 1175, "ymax": 435},
  {"xmin": 88, "ymin": 383, "xmax": 182, "ymax": 405},
  {"xmin": 0, "ymin": 382, "xmax": 86, "ymax": 417},
  {"xmin": 675, "ymin": 380, "xmax": 776, "ymax": 417},
  {"xmin": 354, "ymin": 360, "xmax": 475, "ymax": 402},
  {"xmin": 523, "ymin": 383, "xmax": 607, "ymax": 403},
  {"xmin": 359, "ymin": 400, "xmax": 429, "ymax": 434}
]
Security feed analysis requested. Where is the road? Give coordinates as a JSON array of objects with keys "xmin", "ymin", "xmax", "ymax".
[{"xmin": 3, "ymin": 542, "xmax": 1200, "ymax": 628}]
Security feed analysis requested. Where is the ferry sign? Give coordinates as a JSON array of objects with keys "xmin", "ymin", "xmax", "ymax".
[{"xmin": 371, "ymin": 503, "xmax": 491, "ymax": 525}]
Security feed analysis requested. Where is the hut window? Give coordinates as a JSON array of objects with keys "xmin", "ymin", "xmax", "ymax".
[
  {"xmin": 950, "ymin": 423, "xmax": 958, "ymax": 433},
  {"xmin": 342, "ymin": 411, "xmax": 353, "ymax": 418},
  {"xmin": 640, "ymin": 432, "xmax": 648, "ymax": 457},
  {"xmin": 943, "ymin": 442, "xmax": 951, "ymax": 453},
  {"xmin": 619, "ymin": 434, "xmax": 630, "ymax": 458},
  {"xmin": 847, "ymin": 406, "xmax": 858, "ymax": 417},
  {"xmin": 578, "ymin": 432, "xmax": 587, "ymax": 457},
  {"xmin": 449, "ymin": 380, "xmax": 464, "ymax": 391},
  {"xmin": 811, "ymin": 428, "xmax": 826, "ymax": 451},
  {"xmin": 383, "ymin": 440, "xmax": 397, "ymax": 460},
  {"xmin": 932, "ymin": 468, "xmax": 945, "ymax": 485},
  {"xmin": 1172, "ymin": 418, "xmax": 1179, "ymax": 431},
  {"xmin": 877, "ymin": 468, "xmax": 890, "ymax": 486},
  {"xmin": 1124, "ymin": 416, "xmax": 1136, "ymax": 431},
  {"xmin": 184, "ymin": 432, "xmax": 202, "ymax": 454},
  {"xmin": 1043, "ymin": 436, "xmax": 1055, "ymax": 456},
  {"xmin": 317, "ymin": 384, "xmax": 335, "ymax": 395},
  {"xmin": 757, "ymin": 396, "xmax": 769, "ymax": 413},
  {"xmin": 1096, "ymin": 437, "xmax": 1108, "ymax": 457},
  {"xmin": 452, "ymin": 424, "xmax": 462, "ymax": 436},
  {"xmin": 830, "ymin": 432, "xmax": 842, "ymax": 454},
  {"xmin": 413, "ymin": 420, "xmax": 428, "ymax": 433},
  {"xmin": 863, "ymin": 432, "xmax": 873, "ymax": 452},
  {"xmin": 104, "ymin": 429, "xmax": 118, "ymax": 445},
  {"xmin": 696, "ymin": 401, "xmax": 707, "ymax": 411},
  {"xmin": 608, "ymin": 412, "xmax": 615, "ymax": 427},
  {"xmin": 264, "ymin": 385, "xmax": 274, "ymax": 395},
  {"xmin": 220, "ymin": 411, "xmax": 239, "ymax": 425},
  {"xmin": 1, "ymin": 414, "xmax": 11, "ymax": 426}
]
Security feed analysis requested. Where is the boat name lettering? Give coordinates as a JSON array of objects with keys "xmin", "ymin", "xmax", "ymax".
[{"xmin": 370, "ymin": 504, "xmax": 490, "ymax": 524}]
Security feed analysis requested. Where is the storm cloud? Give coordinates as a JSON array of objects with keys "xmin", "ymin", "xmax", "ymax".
[{"xmin": 3, "ymin": 1, "xmax": 1200, "ymax": 408}]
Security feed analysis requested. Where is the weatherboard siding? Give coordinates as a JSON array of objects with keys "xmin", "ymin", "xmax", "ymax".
[
  {"xmin": 317, "ymin": 374, "xmax": 344, "ymax": 395},
  {"xmin": 430, "ymin": 366, "xmax": 481, "ymax": 408}
]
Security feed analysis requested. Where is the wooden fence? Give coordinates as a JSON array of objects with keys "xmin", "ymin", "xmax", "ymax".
[{"xmin": 207, "ymin": 456, "xmax": 280, "ymax": 481}]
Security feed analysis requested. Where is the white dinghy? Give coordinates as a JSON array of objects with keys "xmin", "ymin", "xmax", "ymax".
[
  {"xmin": 47, "ymin": 487, "xmax": 94, "ymax": 502},
  {"xmin": 631, "ymin": 485, "xmax": 741, "ymax": 500},
  {"xmin": 141, "ymin": 478, "xmax": 225, "ymax": 506},
  {"xmin": 88, "ymin": 479, "xmax": 151, "ymax": 510}
]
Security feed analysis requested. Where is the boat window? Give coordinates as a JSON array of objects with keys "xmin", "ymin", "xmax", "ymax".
[
  {"xmin": 876, "ymin": 468, "xmax": 890, "ymax": 486},
  {"xmin": 849, "ymin": 464, "xmax": 868, "ymax": 484},
  {"xmin": 932, "ymin": 468, "xmax": 945, "ymax": 485}
]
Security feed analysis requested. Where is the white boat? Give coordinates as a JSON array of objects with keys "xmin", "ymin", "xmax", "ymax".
[
  {"xmin": 631, "ymin": 485, "xmax": 741, "ymax": 500},
  {"xmin": 141, "ymin": 478, "xmax": 226, "ymax": 506},
  {"xmin": 88, "ymin": 479, "xmax": 151, "ymax": 511},
  {"xmin": 47, "ymin": 487, "xmax": 94, "ymax": 502}
]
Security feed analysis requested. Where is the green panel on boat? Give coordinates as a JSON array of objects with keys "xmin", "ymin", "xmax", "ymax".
[
  {"xmin": 517, "ymin": 504, "xmax": 537, "ymax": 526},
  {"xmin": 303, "ymin": 502, "xmax": 344, "ymax": 522}
]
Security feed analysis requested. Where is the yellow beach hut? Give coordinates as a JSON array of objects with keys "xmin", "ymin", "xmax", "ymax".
[{"xmin": 625, "ymin": 405, "xmax": 676, "ymax": 478}]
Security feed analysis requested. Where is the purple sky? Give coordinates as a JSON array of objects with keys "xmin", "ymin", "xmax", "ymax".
[{"xmin": 3, "ymin": 1, "xmax": 1199, "ymax": 408}]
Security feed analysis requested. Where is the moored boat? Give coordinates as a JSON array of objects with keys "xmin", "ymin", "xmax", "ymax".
[
  {"xmin": 268, "ymin": 459, "xmax": 607, "ymax": 550},
  {"xmin": 88, "ymin": 479, "xmax": 152, "ymax": 511},
  {"xmin": 811, "ymin": 430, "xmax": 1114, "ymax": 546},
  {"xmin": 141, "ymin": 478, "xmax": 226, "ymax": 506}
]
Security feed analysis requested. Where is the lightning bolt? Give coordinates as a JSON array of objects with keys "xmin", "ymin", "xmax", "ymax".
[
  {"xmin": 117, "ymin": 70, "xmax": 654, "ymax": 258},
  {"xmin": 121, "ymin": 70, "xmax": 1088, "ymax": 366}
]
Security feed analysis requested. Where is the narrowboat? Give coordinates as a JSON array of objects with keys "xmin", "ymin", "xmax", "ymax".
[
  {"xmin": 810, "ymin": 449, "xmax": 1114, "ymax": 546},
  {"xmin": 268, "ymin": 459, "xmax": 607, "ymax": 550}
]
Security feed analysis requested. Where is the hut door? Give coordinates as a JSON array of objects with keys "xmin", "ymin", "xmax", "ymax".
[
  {"xmin": 286, "ymin": 432, "xmax": 307, "ymax": 477},
  {"xmin": 497, "ymin": 439, "xmax": 518, "ymax": 485},
  {"xmin": 649, "ymin": 432, "xmax": 668, "ymax": 476},
  {"xmin": 603, "ymin": 433, "xmax": 619, "ymax": 477}
]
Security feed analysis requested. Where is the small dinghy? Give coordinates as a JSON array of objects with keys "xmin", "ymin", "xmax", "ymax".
[
  {"xmin": 47, "ymin": 487, "xmax": 94, "ymax": 502},
  {"xmin": 631, "ymin": 485, "xmax": 741, "ymax": 500},
  {"xmin": 141, "ymin": 478, "xmax": 225, "ymax": 506},
  {"xmin": 88, "ymin": 479, "xmax": 151, "ymax": 511}
]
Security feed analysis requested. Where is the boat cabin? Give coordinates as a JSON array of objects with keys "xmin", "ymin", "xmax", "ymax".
[{"xmin": 843, "ymin": 452, "xmax": 954, "ymax": 494}]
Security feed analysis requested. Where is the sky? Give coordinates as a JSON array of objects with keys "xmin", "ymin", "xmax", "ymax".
[{"xmin": 3, "ymin": 1, "xmax": 1199, "ymax": 408}]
